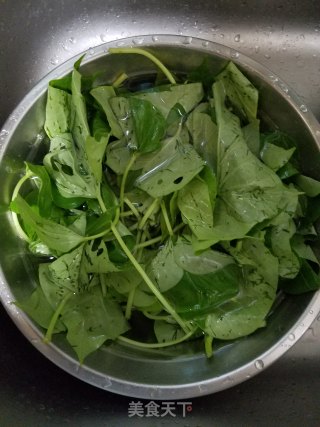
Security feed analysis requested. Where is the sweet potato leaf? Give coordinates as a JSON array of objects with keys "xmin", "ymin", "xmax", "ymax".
[
  {"xmin": 61, "ymin": 291, "xmax": 129, "ymax": 362},
  {"xmin": 198, "ymin": 238, "xmax": 278, "ymax": 339},
  {"xmin": 44, "ymin": 86, "xmax": 71, "ymax": 139},
  {"xmin": 216, "ymin": 61, "xmax": 258, "ymax": 123},
  {"xmin": 129, "ymin": 97, "xmax": 166, "ymax": 153},
  {"xmin": 135, "ymin": 133, "xmax": 205, "ymax": 197},
  {"xmin": 11, "ymin": 195, "xmax": 85, "ymax": 253},
  {"xmin": 134, "ymin": 82, "xmax": 204, "ymax": 119},
  {"xmin": 177, "ymin": 176, "xmax": 215, "ymax": 240}
]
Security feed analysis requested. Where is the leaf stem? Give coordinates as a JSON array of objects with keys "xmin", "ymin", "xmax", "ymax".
[
  {"xmin": 138, "ymin": 197, "xmax": 159, "ymax": 230},
  {"xmin": 113, "ymin": 72, "xmax": 128, "ymax": 88},
  {"xmin": 125, "ymin": 287, "xmax": 136, "ymax": 320},
  {"xmin": 123, "ymin": 197, "xmax": 141, "ymax": 219},
  {"xmin": 120, "ymin": 211, "xmax": 134, "ymax": 218},
  {"xmin": 134, "ymin": 234, "xmax": 163, "ymax": 250},
  {"xmin": 136, "ymin": 230, "xmax": 147, "ymax": 261},
  {"xmin": 43, "ymin": 292, "xmax": 73, "ymax": 344},
  {"xmin": 11, "ymin": 170, "xmax": 35, "ymax": 243},
  {"xmin": 120, "ymin": 153, "xmax": 137, "ymax": 213},
  {"xmin": 117, "ymin": 327, "xmax": 197, "ymax": 349},
  {"xmin": 96, "ymin": 185, "xmax": 107, "ymax": 213},
  {"xmin": 100, "ymin": 273, "xmax": 107, "ymax": 297},
  {"xmin": 109, "ymin": 47, "xmax": 176, "ymax": 85},
  {"xmin": 110, "ymin": 223, "xmax": 190, "ymax": 333},
  {"xmin": 12, "ymin": 170, "xmax": 34, "ymax": 200},
  {"xmin": 160, "ymin": 199, "xmax": 173, "ymax": 236},
  {"xmin": 204, "ymin": 334, "xmax": 214, "ymax": 358},
  {"xmin": 142, "ymin": 311, "xmax": 172, "ymax": 321}
]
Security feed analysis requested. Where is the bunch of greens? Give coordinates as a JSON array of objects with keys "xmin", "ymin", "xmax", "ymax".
[{"xmin": 10, "ymin": 48, "xmax": 320, "ymax": 362}]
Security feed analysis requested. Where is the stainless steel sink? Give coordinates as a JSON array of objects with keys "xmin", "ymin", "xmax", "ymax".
[{"xmin": 1, "ymin": 1, "xmax": 320, "ymax": 425}]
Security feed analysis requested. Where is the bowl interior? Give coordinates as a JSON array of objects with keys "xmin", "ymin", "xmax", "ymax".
[{"xmin": 0, "ymin": 36, "xmax": 320, "ymax": 399}]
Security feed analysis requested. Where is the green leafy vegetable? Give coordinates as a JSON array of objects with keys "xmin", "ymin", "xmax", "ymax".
[{"xmin": 10, "ymin": 48, "xmax": 320, "ymax": 362}]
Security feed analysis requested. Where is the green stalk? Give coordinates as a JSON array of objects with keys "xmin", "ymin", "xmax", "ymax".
[
  {"xmin": 109, "ymin": 47, "xmax": 176, "ymax": 85},
  {"xmin": 142, "ymin": 311, "xmax": 172, "ymax": 321},
  {"xmin": 96, "ymin": 185, "xmax": 107, "ymax": 213},
  {"xmin": 134, "ymin": 234, "xmax": 163, "ymax": 250},
  {"xmin": 111, "ymin": 223, "xmax": 190, "ymax": 333},
  {"xmin": 138, "ymin": 197, "xmax": 159, "ymax": 230},
  {"xmin": 136, "ymin": 230, "xmax": 147, "ymax": 262},
  {"xmin": 160, "ymin": 199, "xmax": 173, "ymax": 236},
  {"xmin": 100, "ymin": 273, "xmax": 107, "ymax": 297},
  {"xmin": 128, "ymin": 222, "xmax": 138, "ymax": 232},
  {"xmin": 120, "ymin": 153, "xmax": 137, "ymax": 213},
  {"xmin": 204, "ymin": 334, "xmax": 214, "ymax": 358},
  {"xmin": 83, "ymin": 229, "xmax": 111, "ymax": 241},
  {"xmin": 117, "ymin": 327, "xmax": 197, "ymax": 349},
  {"xmin": 120, "ymin": 211, "xmax": 135, "ymax": 218},
  {"xmin": 11, "ymin": 170, "xmax": 34, "ymax": 243},
  {"xmin": 113, "ymin": 72, "xmax": 128, "ymax": 88},
  {"xmin": 125, "ymin": 287, "xmax": 136, "ymax": 320},
  {"xmin": 123, "ymin": 197, "xmax": 141, "ymax": 219},
  {"xmin": 44, "ymin": 292, "xmax": 73, "ymax": 344}
]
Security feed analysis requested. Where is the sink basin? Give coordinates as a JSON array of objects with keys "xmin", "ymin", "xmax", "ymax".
[{"xmin": 1, "ymin": 1, "xmax": 320, "ymax": 425}]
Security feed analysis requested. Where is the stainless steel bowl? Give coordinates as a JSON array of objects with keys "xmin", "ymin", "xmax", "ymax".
[{"xmin": 1, "ymin": 35, "xmax": 320, "ymax": 399}]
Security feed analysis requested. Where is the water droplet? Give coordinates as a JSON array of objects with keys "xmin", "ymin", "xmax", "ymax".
[
  {"xmin": 102, "ymin": 378, "xmax": 112, "ymax": 389},
  {"xmin": 254, "ymin": 45, "xmax": 260, "ymax": 53},
  {"xmin": 234, "ymin": 34, "xmax": 241, "ymax": 42},
  {"xmin": 62, "ymin": 43, "xmax": 70, "ymax": 52},
  {"xmin": 222, "ymin": 376, "xmax": 235, "ymax": 386},
  {"xmin": 100, "ymin": 34, "xmax": 108, "ymax": 42},
  {"xmin": 254, "ymin": 359, "xmax": 264, "ymax": 370},
  {"xmin": 38, "ymin": 403, "xmax": 46, "ymax": 411},
  {"xmin": 300, "ymin": 33, "xmax": 305, "ymax": 40},
  {"xmin": 309, "ymin": 309, "xmax": 314, "ymax": 314},
  {"xmin": 152, "ymin": 35, "xmax": 159, "ymax": 42},
  {"xmin": 132, "ymin": 37, "xmax": 144, "ymax": 45},
  {"xmin": 230, "ymin": 50, "xmax": 240, "ymax": 59},
  {"xmin": 279, "ymin": 82, "xmax": 289, "ymax": 93},
  {"xmin": 300, "ymin": 104, "xmax": 308, "ymax": 113},
  {"xmin": 132, "ymin": 19, "xmax": 137, "ymax": 24},
  {"xmin": 50, "ymin": 56, "xmax": 59, "ymax": 65},
  {"xmin": 4, "ymin": 165, "xmax": 12, "ymax": 174},
  {"xmin": 269, "ymin": 75, "xmax": 279, "ymax": 83},
  {"xmin": 69, "ymin": 37, "xmax": 77, "ymax": 44},
  {"xmin": 202, "ymin": 40, "xmax": 209, "ymax": 47},
  {"xmin": 0, "ymin": 129, "xmax": 9, "ymax": 139},
  {"xmin": 89, "ymin": 47, "xmax": 95, "ymax": 55},
  {"xmin": 197, "ymin": 384, "xmax": 207, "ymax": 393},
  {"xmin": 211, "ymin": 24, "xmax": 219, "ymax": 32},
  {"xmin": 80, "ymin": 13, "xmax": 89, "ymax": 24},
  {"xmin": 264, "ymin": 53, "xmax": 271, "ymax": 59},
  {"xmin": 183, "ymin": 36, "xmax": 192, "ymax": 45},
  {"xmin": 288, "ymin": 333, "xmax": 295, "ymax": 341},
  {"xmin": 219, "ymin": 33, "xmax": 225, "ymax": 38}
]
